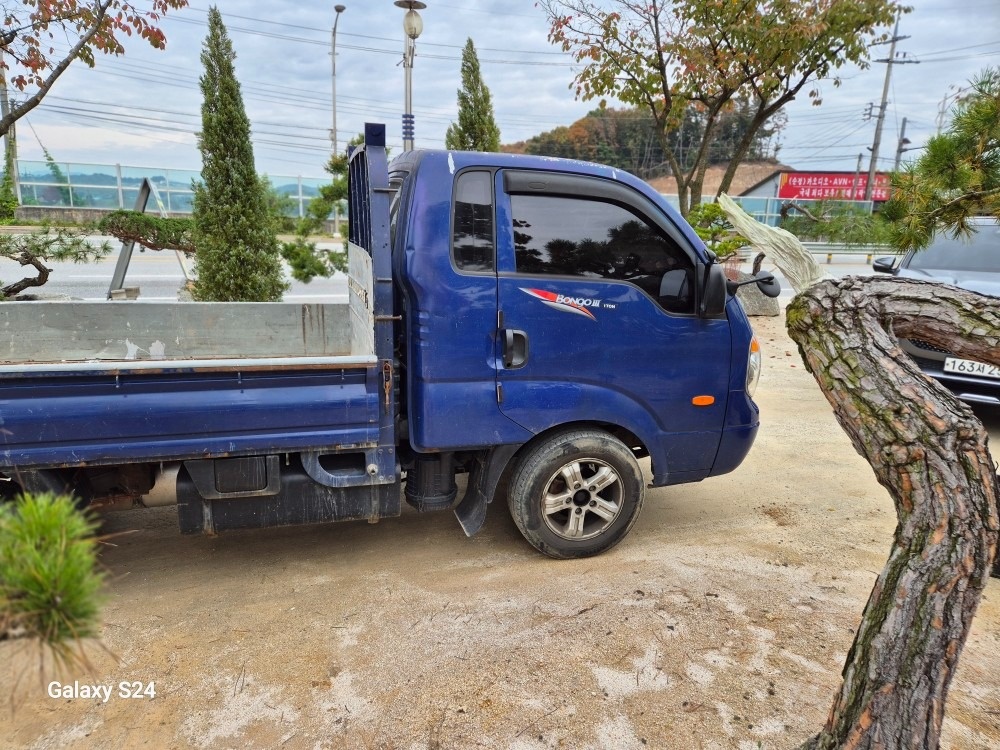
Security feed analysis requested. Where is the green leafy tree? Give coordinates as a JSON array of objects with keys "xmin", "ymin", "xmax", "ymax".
[
  {"xmin": 686, "ymin": 202, "xmax": 746, "ymax": 259},
  {"xmin": 882, "ymin": 67, "xmax": 1000, "ymax": 249},
  {"xmin": 0, "ymin": 1, "xmax": 188, "ymax": 138},
  {"xmin": 41, "ymin": 146, "xmax": 70, "ymax": 206},
  {"xmin": 539, "ymin": 0, "xmax": 902, "ymax": 216},
  {"xmin": 0, "ymin": 171, "xmax": 17, "ymax": 222},
  {"xmin": 779, "ymin": 200, "xmax": 894, "ymax": 247},
  {"xmin": 444, "ymin": 38, "xmax": 501, "ymax": 152},
  {"xmin": 261, "ymin": 175, "xmax": 298, "ymax": 233},
  {"xmin": 191, "ymin": 6, "xmax": 286, "ymax": 302},
  {"xmin": 98, "ymin": 211, "xmax": 195, "ymax": 254}
]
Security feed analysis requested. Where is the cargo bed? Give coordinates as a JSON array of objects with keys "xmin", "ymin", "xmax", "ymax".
[{"xmin": 0, "ymin": 245, "xmax": 382, "ymax": 470}]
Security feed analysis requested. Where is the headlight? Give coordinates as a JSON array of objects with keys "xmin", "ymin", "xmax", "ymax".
[{"xmin": 746, "ymin": 335, "xmax": 761, "ymax": 397}]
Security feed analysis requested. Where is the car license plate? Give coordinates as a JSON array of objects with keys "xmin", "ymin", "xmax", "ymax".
[{"xmin": 943, "ymin": 357, "xmax": 1000, "ymax": 380}]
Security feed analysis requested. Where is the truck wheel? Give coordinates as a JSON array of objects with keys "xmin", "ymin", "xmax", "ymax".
[{"xmin": 507, "ymin": 429, "xmax": 644, "ymax": 559}]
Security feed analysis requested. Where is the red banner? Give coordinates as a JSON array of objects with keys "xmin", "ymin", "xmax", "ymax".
[{"xmin": 778, "ymin": 172, "xmax": 891, "ymax": 202}]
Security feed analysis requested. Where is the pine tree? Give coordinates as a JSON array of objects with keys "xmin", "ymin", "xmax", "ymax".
[
  {"xmin": 191, "ymin": 6, "xmax": 287, "ymax": 302},
  {"xmin": 280, "ymin": 133, "xmax": 366, "ymax": 283},
  {"xmin": 883, "ymin": 67, "xmax": 1000, "ymax": 249},
  {"xmin": 444, "ymin": 38, "xmax": 501, "ymax": 152}
]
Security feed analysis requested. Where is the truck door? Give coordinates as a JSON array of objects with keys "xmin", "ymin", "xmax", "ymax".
[
  {"xmin": 401, "ymin": 166, "xmax": 532, "ymax": 451},
  {"xmin": 494, "ymin": 169, "xmax": 733, "ymax": 478}
]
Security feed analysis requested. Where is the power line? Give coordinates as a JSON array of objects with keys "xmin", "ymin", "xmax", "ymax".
[
  {"xmin": 184, "ymin": 4, "xmax": 569, "ymax": 55},
  {"xmin": 165, "ymin": 15, "xmax": 579, "ymax": 67}
]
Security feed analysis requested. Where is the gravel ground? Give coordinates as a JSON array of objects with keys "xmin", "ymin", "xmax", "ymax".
[{"xmin": 2, "ymin": 310, "xmax": 998, "ymax": 750}]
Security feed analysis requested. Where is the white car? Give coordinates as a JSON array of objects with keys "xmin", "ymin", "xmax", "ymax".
[{"xmin": 872, "ymin": 217, "xmax": 1000, "ymax": 407}]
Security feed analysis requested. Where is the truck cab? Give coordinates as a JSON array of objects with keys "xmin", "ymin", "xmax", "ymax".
[{"xmin": 387, "ymin": 144, "xmax": 762, "ymax": 557}]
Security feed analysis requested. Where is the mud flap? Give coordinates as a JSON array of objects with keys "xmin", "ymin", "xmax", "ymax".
[{"xmin": 454, "ymin": 444, "xmax": 520, "ymax": 536}]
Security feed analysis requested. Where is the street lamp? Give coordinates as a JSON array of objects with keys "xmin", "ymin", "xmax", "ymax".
[
  {"xmin": 331, "ymin": 4, "xmax": 346, "ymax": 156},
  {"xmin": 394, "ymin": 0, "xmax": 426, "ymax": 151}
]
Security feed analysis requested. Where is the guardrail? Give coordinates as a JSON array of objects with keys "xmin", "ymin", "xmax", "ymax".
[{"xmin": 802, "ymin": 242, "xmax": 894, "ymax": 265}]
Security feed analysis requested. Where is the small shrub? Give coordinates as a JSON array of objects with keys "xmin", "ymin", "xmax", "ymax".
[
  {"xmin": 0, "ymin": 172, "xmax": 18, "ymax": 222},
  {"xmin": 688, "ymin": 202, "xmax": 748, "ymax": 259},
  {"xmin": 0, "ymin": 493, "xmax": 104, "ymax": 650}
]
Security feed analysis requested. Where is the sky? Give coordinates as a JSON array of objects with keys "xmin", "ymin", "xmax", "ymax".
[{"xmin": 7, "ymin": 0, "xmax": 1000, "ymax": 182}]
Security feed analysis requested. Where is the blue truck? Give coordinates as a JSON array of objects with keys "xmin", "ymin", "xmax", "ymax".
[{"xmin": 0, "ymin": 124, "xmax": 772, "ymax": 559}]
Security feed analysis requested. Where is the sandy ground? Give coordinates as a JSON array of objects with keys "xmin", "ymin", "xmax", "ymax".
[{"xmin": 2, "ymin": 310, "xmax": 998, "ymax": 750}]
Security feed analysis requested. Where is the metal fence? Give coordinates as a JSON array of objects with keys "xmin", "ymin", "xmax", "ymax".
[
  {"xmin": 12, "ymin": 160, "xmax": 331, "ymax": 216},
  {"xmin": 658, "ymin": 194, "xmax": 874, "ymax": 227}
]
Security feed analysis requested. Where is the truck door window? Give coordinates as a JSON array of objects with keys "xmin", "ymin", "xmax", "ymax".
[
  {"xmin": 388, "ymin": 176, "xmax": 403, "ymax": 249},
  {"xmin": 452, "ymin": 171, "xmax": 495, "ymax": 272},
  {"xmin": 510, "ymin": 194, "xmax": 694, "ymax": 313}
]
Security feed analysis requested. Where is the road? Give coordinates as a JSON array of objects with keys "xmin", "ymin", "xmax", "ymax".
[
  {"xmin": 36, "ymin": 236, "xmax": 348, "ymax": 302},
  {"xmin": 36, "ymin": 241, "xmax": 874, "ymax": 302}
]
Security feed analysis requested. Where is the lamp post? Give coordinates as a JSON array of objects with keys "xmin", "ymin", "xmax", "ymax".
[
  {"xmin": 331, "ymin": 4, "xmax": 346, "ymax": 156},
  {"xmin": 394, "ymin": 1, "xmax": 425, "ymax": 151}
]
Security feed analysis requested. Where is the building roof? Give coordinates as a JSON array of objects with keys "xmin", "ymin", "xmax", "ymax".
[{"xmin": 646, "ymin": 161, "xmax": 791, "ymax": 197}]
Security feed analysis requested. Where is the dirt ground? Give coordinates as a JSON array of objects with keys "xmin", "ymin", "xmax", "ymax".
[{"xmin": 2, "ymin": 310, "xmax": 999, "ymax": 750}]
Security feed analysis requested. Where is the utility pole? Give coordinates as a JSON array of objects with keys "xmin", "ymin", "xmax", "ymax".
[
  {"xmin": 893, "ymin": 117, "xmax": 910, "ymax": 171},
  {"xmin": 865, "ymin": 16, "xmax": 917, "ymax": 201},
  {"xmin": 851, "ymin": 153, "xmax": 864, "ymax": 200},
  {"xmin": 936, "ymin": 85, "xmax": 967, "ymax": 134}
]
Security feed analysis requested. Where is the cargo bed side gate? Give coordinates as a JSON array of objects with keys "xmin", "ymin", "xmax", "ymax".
[{"xmin": 347, "ymin": 123, "xmax": 400, "ymax": 506}]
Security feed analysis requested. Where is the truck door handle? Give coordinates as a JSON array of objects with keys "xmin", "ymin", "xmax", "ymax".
[{"xmin": 503, "ymin": 329, "xmax": 529, "ymax": 369}]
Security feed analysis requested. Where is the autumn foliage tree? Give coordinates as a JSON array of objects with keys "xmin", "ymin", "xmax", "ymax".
[
  {"xmin": 520, "ymin": 102, "xmax": 784, "ymax": 179},
  {"xmin": 0, "ymin": 0, "xmax": 188, "ymax": 138},
  {"xmin": 539, "ymin": 0, "xmax": 902, "ymax": 216}
]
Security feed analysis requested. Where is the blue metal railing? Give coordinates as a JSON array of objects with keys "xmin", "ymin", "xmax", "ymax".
[{"xmin": 11, "ymin": 159, "xmax": 333, "ymax": 217}]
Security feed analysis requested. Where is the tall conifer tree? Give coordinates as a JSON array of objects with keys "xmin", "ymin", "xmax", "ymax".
[
  {"xmin": 192, "ymin": 6, "xmax": 286, "ymax": 301},
  {"xmin": 444, "ymin": 38, "xmax": 501, "ymax": 152}
]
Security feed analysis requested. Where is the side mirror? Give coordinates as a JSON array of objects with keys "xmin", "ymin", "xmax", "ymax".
[
  {"xmin": 726, "ymin": 270, "xmax": 781, "ymax": 298},
  {"xmin": 755, "ymin": 272, "xmax": 781, "ymax": 298},
  {"xmin": 699, "ymin": 263, "xmax": 728, "ymax": 317},
  {"xmin": 872, "ymin": 256, "xmax": 897, "ymax": 274}
]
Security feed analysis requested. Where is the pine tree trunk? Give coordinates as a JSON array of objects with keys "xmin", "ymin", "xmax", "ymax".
[{"xmin": 786, "ymin": 276, "xmax": 999, "ymax": 749}]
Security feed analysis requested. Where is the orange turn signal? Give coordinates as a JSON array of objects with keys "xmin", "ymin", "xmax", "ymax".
[{"xmin": 692, "ymin": 395, "xmax": 715, "ymax": 407}]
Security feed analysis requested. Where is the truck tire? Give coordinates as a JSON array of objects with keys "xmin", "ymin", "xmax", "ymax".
[{"xmin": 507, "ymin": 429, "xmax": 644, "ymax": 559}]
